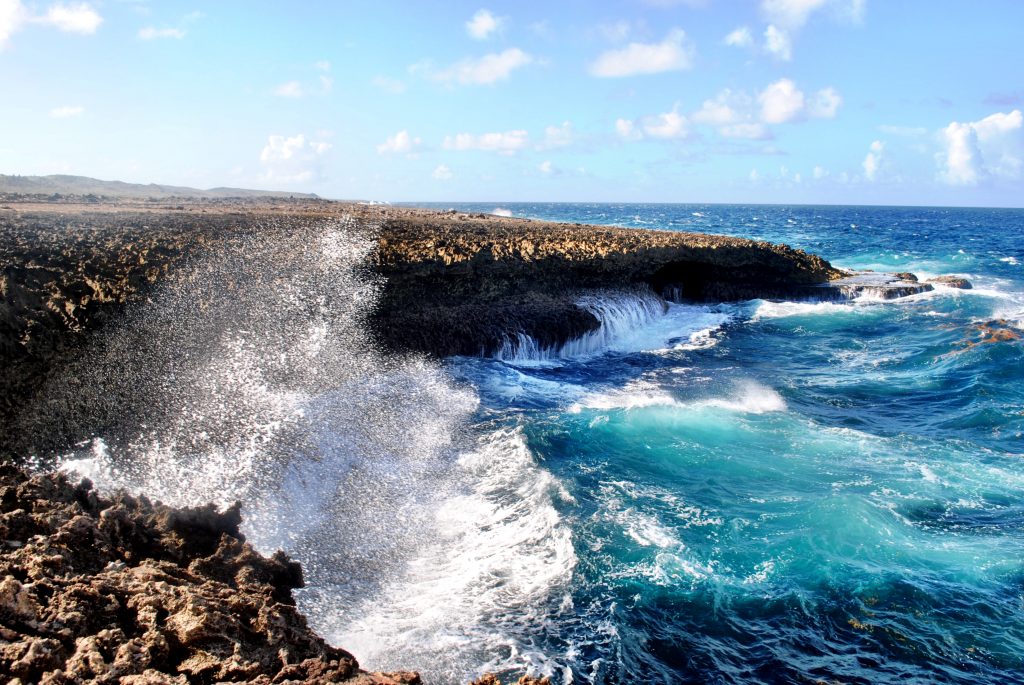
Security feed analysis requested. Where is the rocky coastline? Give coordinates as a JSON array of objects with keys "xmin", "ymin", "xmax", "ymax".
[{"xmin": 2, "ymin": 196, "xmax": 857, "ymax": 682}]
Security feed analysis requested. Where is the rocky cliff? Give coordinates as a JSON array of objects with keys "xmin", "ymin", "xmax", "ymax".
[
  {"xmin": 2, "ymin": 200, "xmax": 842, "ymax": 460},
  {"xmin": 363, "ymin": 207, "xmax": 841, "ymax": 356}
]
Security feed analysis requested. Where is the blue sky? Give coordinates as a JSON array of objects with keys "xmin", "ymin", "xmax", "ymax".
[{"xmin": 2, "ymin": 0, "xmax": 1023, "ymax": 206}]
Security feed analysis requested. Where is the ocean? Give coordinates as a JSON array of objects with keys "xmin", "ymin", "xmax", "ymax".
[{"xmin": 65, "ymin": 204, "xmax": 1024, "ymax": 684}]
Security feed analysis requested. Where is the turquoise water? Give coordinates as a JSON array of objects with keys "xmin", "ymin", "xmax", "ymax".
[
  {"xmin": 424, "ymin": 204, "xmax": 1024, "ymax": 683},
  {"xmin": 62, "ymin": 204, "xmax": 1024, "ymax": 683}
]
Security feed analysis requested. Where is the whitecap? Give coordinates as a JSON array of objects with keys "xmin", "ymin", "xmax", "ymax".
[{"xmin": 491, "ymin": 207, "xmax": 513, "ymax": 217}]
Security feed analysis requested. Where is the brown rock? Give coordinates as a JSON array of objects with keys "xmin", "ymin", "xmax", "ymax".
[{"xmin": 0, "ymin": 464, "xmax": 416, "ymax": 684}]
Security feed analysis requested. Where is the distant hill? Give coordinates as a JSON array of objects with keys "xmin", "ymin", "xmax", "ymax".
[{"xmin": 0, "ymin": 174, "xmax": 318, "ymax": 200}]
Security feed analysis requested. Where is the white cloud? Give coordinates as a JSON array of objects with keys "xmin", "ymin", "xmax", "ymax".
[
  {"xmin": 688, "ymin": 89, "xmax": 745, "ymax": 125},
  {"xmin": 314, "ymin": 60, "xmax": 331, "ymax": 71},
  {"xmin": 758, "ymin": 1, "xmax": 863, "ymax": 60},
  {"xmin": 138, "ymin": 26, "xmax": 185, "ymax": 39},
  {"xmin": 539, "ymin": 121, "xmax": 573, "ymax": 149},
  {"xmin": 538, "ymin": 160, "xmax": 554, "ymax": 175},
  {"xmin": 750, "ymin": 169, "xmax": 761, "ymax": 182},
  {"xmin": 808, "ymin": 87, "xmax": 842, "ymax": 118},
  {"xmin": 376, "ymin": 130, "xmax": 421, "ymax": 155},
  {"xmin": 616, "ymin": 118, "xmax": 641, "ymax": 141},
  {"xmin": 724, "ymin": 26, "xmax": 753, "ymax": 48},
  {"xmin": 443, "ymin": 129, "xmax": 529, "ymax": 154},
  {"xmin": 618, "ymin": 106, "xmax": 689, "ymax": 141},
  {"xmin": 813, "ymin": 165, "xmax": 828, "ymax": 179},
  {"xmin": 2, "ymin": 0, "xmax": 105, "ymax": 48},
  {"xmin": 763, "ymin": 24, "xmax": 791, "ymax": 60},
  {"xmin": 372, "ymin": 75, "xmax": 407, "ymax": 94},
  {"xmin": 938, "ymin": 109, "xmax": 1023, "ymax": 185},
  {"xmin": 274, "ymin": 80, "xmax": 304, "ymax": 98},
  {"xmin": 761, "ymin": 0, "xmax": 830, "ymax": 29},
  {"xmin": 49, "ymin": 104, "xmax": 83, "ymax": 118},
  {"xmin": 431, "ymin": 48, "xmax": 533, "ymax": 86},
  {"xmin": 43, "ymin": 2, "xmax": 101, "ymax": 33},
  {"xmin": 466, "ymin": 8, "xmax": 502, "ymax": 40},
  {"xmin": 759, "ymin": 78, "xmax": 804, "ymax": 124},
  {"xmin": 863, "ymin": 139, "xmax": 883, "ymax": 181},
  {"xmin": 432, "ymin": 164, "xmax": 453, "ymax": 180},
  {"xmin": 644, "ymin": 108, "xmax": 688, "ymax": 138},
  {"xmin": 590, "ymin": 29, "xmax": 694, "ymax": 78},
  {"xmin": 0, "ymin": 0, "xmax": 26, "ymax": 49},
  {"xmin": 259, "ymin": 133, "xmax": 331, "ymax": 184}
]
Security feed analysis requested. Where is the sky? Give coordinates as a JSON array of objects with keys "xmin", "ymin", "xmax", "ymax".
[{"xmin": 1, "ymin": 0, "xmax": 1023, "ymax": 206}]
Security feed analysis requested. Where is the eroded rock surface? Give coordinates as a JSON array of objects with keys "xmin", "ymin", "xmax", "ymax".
[{"xmin": 0, "ymin": 464, "xmax": 420, "ymax": 684}]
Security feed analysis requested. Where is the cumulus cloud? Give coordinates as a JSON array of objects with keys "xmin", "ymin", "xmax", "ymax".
[
  {"xmin": 432, "ymin": 164, "xmax": 453, "ymax": 180},
  {"xmin": 757, "ymin": 79, "xmax": 841, "ymax": 123},
  {"xmin": 616, "ymin": 106, "xmax": 689, "ymax": 141},
  {"xmin": 443, "ymin": 129, "xmax": 529, "ymax": 154},
  {"xmin": 2, "ymin": 0, "xmax": 103, "ymax": 48},
  {"xmin": 538, "ymin": 160, "xmax": 555, "ymax": 175},
  {"xmin": 615, "ymin": 118, "xmax": 641, "ymax": 141},
  {"xmin": 49, "ymin": 104, "xmax": 83, "ymax": 118},
  {"xmin": 259, "ymin": 133, "xmax": 331, "ymax": 184},
  {"xmin": 759, "ymin": 78, "xmax": 805, "ymax": 124},
  {"xmin": 0, "ymin": 0, "xmax": 26, "ymax": 48},
  {"xmin": 761, "ymin": 0, "xmax": 831, "ymax": 29},
  {"xmin": 862, "ymin": 139, "xmax": 883, "ymax": 181},
  {"xmin": 376, "ymin": 130, "xmax": 421, "ymax": 155},
  {"xmin": 938, "ymin": 109, "xmax": 1023, "ymax": 185},
  {"xmin": 430, "ymin": 48, "xmax": 533, "ymax": 86},
  {"xmin": 139, "ymin": 26, "xmax": 185, "ymax": 40},
  {"xmin": 813, "ymin": 165, "xmax": 828, "ymax": 179},
  {"xmin": 466, "ymin": 9, "xmax": 502, "ymax": 40},
  {"xmin": 43, "ymin": 2, "xmax": 101, "ymax": 33},
  {"xmin": 590, "ymin": 29, "xmax": 694, "ymax": 78},
  {"xmin": 724, "ymin": 26, "xmax": 753, "ymax": 48},
  {"xmin": 763, "ymin": 25, "xmax": 791, "ymax": 60},
  {"xmin": 274, "ymin": 81, "xmax": 304, "ymax": 98}
]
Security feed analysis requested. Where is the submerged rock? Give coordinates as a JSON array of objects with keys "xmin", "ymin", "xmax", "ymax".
[{"xmin": 0, "ymin": 464, "xmax": 420, "ymax": 684}]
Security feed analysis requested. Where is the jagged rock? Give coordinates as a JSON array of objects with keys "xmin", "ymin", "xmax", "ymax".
[
  {"xmin": 0, "ymin": 464, "xmax": 418, "ymax": 684},
  {"xmin": 926, "ymin": 275, "xmax": 973, "ymax": 289},
  {"xmin": 469, "ymin": 675, "xmax": 551, "ymax": 685}
]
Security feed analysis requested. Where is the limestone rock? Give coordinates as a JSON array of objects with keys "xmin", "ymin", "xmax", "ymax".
[{"xmin": 0, "ymin": 464, "xmax": 418, "ymax": 684}]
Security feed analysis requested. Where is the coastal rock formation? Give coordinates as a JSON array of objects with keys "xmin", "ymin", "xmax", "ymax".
[
  {"xmin": 0, "ymin": 464, "xmax": 420, "ymax": 684},
  {"xmin": 2, "ymin": 200, "xmax": 844, "ymax": 457},
  {"xmin": 365, "ymin": 208, "xmax": 842, "ymax": 356},
  {"xmin": 926, "ymin": 275, "xmax": 973, "ymax": 289}
]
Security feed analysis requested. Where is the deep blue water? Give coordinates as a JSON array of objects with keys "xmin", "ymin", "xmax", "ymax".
[{"xmin": 413, "ymin": 203, "xmax": 1024, "ymax": 683}]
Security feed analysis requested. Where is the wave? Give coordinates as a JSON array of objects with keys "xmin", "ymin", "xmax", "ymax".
[
  {"xmin": 570, "ymin": 379, "xmax": 786, "ymax": 415},
  {"xmin": 315, "ymin": 427, "xmax": 576, "ymax": 683},
  {"xmin": 55, "ymin": 217, "xmax": 570, "ymax": 683},
  {"xmin": 495, "ymin": 289, "xmax": 731, "ymax": 363},
  {"xmin": 491, "ymin": 207, "xmax": 513, "ymax": 217}
]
